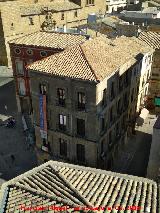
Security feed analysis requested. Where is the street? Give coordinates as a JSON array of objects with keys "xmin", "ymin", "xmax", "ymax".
[
  {"xmin": 0, "ymin": 81, "xmax": 37, "ymax": 186},
  {"xmin": 113, "ymin": 114, "xmax": 156, "ymax": 178}
]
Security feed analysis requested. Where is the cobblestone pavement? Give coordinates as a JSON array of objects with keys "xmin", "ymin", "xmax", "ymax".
[
  {"xmin": 0, "ymin": 81, "xmax": 37, "ymax": 187},
  {"xmin": 113, "ymin": 114, "xmax": 157, "ymax": 177}
]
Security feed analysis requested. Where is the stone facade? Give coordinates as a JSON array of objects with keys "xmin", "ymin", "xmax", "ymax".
[
  {"xmin": 0, "ymin": 0, "xmax": 106, "ymax": 66},
  {"xmin": 147, "ymin": 116, "xmax": 160, "ymax": 181}
]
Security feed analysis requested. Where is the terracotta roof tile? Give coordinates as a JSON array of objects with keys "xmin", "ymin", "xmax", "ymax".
[
  {"xmin": 138, "ymin": 31, "xmax": 160, "ymax": 49},
  {"xmin": 9, "ymin": 31, "xmax": 87, "ymax": 49},
  {"xmin": 28, "ymin": 36, "xmax": 153, "ymax": 82},
  {"xmin": 0, "ymin": 161, "xmax": 158, "ymax": 212}
]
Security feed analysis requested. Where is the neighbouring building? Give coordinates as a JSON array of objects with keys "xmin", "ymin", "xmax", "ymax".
[
  {"xmin": 121, "ymin": 7, "xmax": 160, "ymax": 19},
  {"xmin": 147, "ymin": 116, "xmax": 160, "ymax": 181},
  {"xmin": 0, "ymin": 0, "xmax": 106, "ymax": 66},
  {"xmin": 138, "ymin": 31, "xmax": 160, "ymax": 113},
  {"xmin": 9, "ymin": 31, "xmax": 87, "ymax": 115},
  {"xmin": 106, "ymin": 0, "xmax": 127, "ymax": 13},
  {"xmin": 0, "ymin": 160, "xmax": 158, "ymax": 213},
  {"xmin": 27, "ymin": 36, "xmax": 153, "ymax": 168}
]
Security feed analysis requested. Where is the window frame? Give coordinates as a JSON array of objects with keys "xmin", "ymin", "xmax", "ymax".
[
  {"xmin": 57, "ymin": 88, "xmax": 65, "ymax": 106},
  {"xmin": 77, "ymin": 118, "xmax": 85, "ymax": 137},
  {"xmin": 77, "ymin": 144, "xmax": 85, "ymax": 163},
  {"xmin": 59, "ymin": 138, "xmax": 67, "ymax": 157},
  {"xmin": 15, "ymin": 60, "xmax": 24, "ymax": 75},
  {"xmin": 61, "ymin": 12, "xmax": 64, "ymax": 20},
  {"xmin": 78, "ymin": 92, "xmax": 85, "ymax": 110},
  {"xmin": 40, "ymin": 51, "xmax": 47, "ymax": 57},
  {"xmin": 59, "ymin": 114, "xmax": 67, "ymax": 131},
  {"xmin": 39, "ymin": 84, "xmax": 47, "ymax": 95}
]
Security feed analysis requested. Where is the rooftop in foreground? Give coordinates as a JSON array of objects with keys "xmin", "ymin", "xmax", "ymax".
[
  {"xmin": 138, "ymin": 31, "xmax": 160, "ymax": 49},
  {"xmin": 8, "ymin": 31, "xmax": 87, "ymax": 49},
  {"xmin": 0, "ymin": 160, "xmax": 158, "ymax": 212},
  {"xmin": 27, "ymin": 36, "xmax": 153, "ymax": 82}
]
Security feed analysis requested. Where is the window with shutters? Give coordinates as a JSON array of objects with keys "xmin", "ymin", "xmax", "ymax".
[
  {"xmin": 39, "ymin": 84, "xmax": 47, "ymax": 95},
  {"xmin": 57, "ymin": 88, "xmax": 65, "ymax": 106},
  {"xmin": 15, "ymin": 60, "xmax": 24, "ymax": 75},
  {"xmin": 77, "ymin": 118, "xmax": 85, "ymax": 137},
  {"xmin": 78, "ymin": 92, "xmax": 85, "ymax": 110},
  {"xmin": 59, "ymin": 114, "xmax": 66, "ymax": 131},
  {"xmin": 59, "ymin": 138, "xmax": 67, "ymax": 157},
  {"xmin": 77, "ymin": 144, "xmax": 85, "ymax": 163}
]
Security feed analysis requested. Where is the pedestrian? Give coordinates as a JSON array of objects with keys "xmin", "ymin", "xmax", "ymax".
[{"xmin": 149, "ymin": 121, "xmax": 150, "ymax": 125}]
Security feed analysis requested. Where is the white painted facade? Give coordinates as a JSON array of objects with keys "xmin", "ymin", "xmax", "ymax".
[{"xmin": 106, "ymin": 0, "xmax": 127, "ymax": 13}]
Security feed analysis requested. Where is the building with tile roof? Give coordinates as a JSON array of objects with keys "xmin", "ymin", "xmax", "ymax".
[
  {"xmin": 26, "ymin": 36, "xmax": 154, "ymax": 169},
  {"xmin": 0, "ymin": 160, "xmax": 158, "ymax": 212},
  {"xmin": 138, "ymin": 31, "xmax": 160, "ymax": 113}
]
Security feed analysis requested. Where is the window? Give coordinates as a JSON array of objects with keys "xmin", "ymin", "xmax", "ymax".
[
  {"xmin": 74, "ymin": 11, "xmax": 78, "ymax": 18},
  {"xmin": 116, "ymin": 123, "xmax": 119, "ymax": 137},
  {"xmin": 15, "ymin": 60, "xmax": 24, "ymax": 75},
  {"xmin": 119, "ymin": 76, "xmax": 123, "ymax": 91},
  {"xmin": 59, "ymin": 138, "xmax": 67, "ymax": 157},
  {"xmin": 108, "ymin": 131, "xmax": 112, "ymax": 147},
  {"xmin": 101, "ymin": 140, "xmax": 104, "ymax": 154},
  {"xmin": 101, "ymin": 117, "xmax": 105, "ymax": 132},
  {"xmin": 11, "ymin": 23, "xmax": 14, "ymax": 30},
  {"xmin": 18, "ymin": 78, "xmax": 26, "ymax": 96},
  {"xmin": 117, "ymin": 99, "xmax": 121, "ymax": 114},
  {"xmin": 59, "ymin": 114, "xmax": 66, "ymax": 131},
  {"xmin": 40, "ymin": 51, "xmax": 47, "ymax": 57},
  {"xmin": 61, "ymin": 13, "xmax": 64, "ymax": 20},
  {"xmin": 77, "ymin": 118, "xmax": 85, "ymax": 137},
  {"xmin": 125, "ymin": 71, "xmax": 129, "ymax": 86},
  {"xmin": 110, "ymin": 82, "xmax": 115, "ymax": 100},
  {"xmin": 78, "ymin": 92, "xmax": 85, "ymax": 110},
  {"xmin": 26, "ymin": 49, "xmax": 33, "ymax": 55},
  {"xmin": 39, "ymin": 84, "xmax": 47, "ymax": 95},
  {"xmin": 57, "ymin": 88, "xmax": 65, "ymax": 106},
  {"xmin": 14, "ymin": 48, "xmax": 21, "ymax": 54},
  {"xmin": 86, "ymin": 0, "xmax": 94, "ymax": 5},
  {"xmin": 131, "ymin": 88, "xmax": 134, "ymax": 103},
  {"xmin": 29, "ymin": 17, "xmax": 34, "ymax": 25},
  {"xmin": 102, "ymin": 88, "xmax": 107, "ymax": 106},
  {"xmin": 109, "ymin": 107, "xmax": 113, "ymax": 123},
  {"xmin": 77, "ymin": 144, "xmax": 85, "ymax": 163}
]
